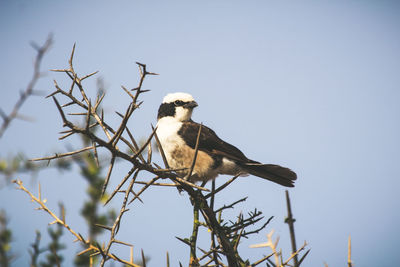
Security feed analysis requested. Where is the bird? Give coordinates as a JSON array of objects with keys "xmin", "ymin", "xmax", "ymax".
[{"xmin": 156, "ymin": 92, "xmax": 297, "ymax": 187}]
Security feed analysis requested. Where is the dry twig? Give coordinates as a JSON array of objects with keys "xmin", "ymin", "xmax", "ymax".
[
  {"xmin": 20, "ymin": 43, "xmax": 294, "ymax": 267},
  {"xmin": 13, "ymin": 179, "xmax": 140, "ymax": 267},
  {"xmin": 285, "ymin": 190, "xmax": 298, "ymax": 266},
  {"xmin": 250, "ymin": 230, "xmax": 308, "ymax": 267},
  {"xmin": 348, "ymin": 235, "xmax": 352, "ymax": 267},
  {"xmin": 0, "ymin": 35, "xmax": 52, "ymax": 138}
]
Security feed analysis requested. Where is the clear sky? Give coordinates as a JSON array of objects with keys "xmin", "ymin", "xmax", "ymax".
[{"xmin": 1, "ymin": 0, "xmax": 399, "ymax": 266}]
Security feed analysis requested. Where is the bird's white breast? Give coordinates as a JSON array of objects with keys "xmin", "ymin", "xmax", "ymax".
[
  {"xmin": 156, "ymin": 117, "xmax": 185, "ymax": 162},
  {"xmin": 156, "ymin": 117, "xmax": 217, "ymax": 181}
]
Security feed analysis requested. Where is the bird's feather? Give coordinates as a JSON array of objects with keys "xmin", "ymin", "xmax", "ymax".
[
  {"xmin": 178, "ymin": 121, "xmax": 248, "ymax": 162},
  {"xmin": 178, "ymin": 121, "xmax": 297, "ymax": 187},
  {"xmin": 239, "ymin": 163, "xmax": 297, "ymax": 187}
]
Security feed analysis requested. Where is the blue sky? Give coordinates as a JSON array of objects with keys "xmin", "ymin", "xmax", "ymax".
[{"xmin": 1, "ymin": 1, "xmax": 399, "ymax": 266}]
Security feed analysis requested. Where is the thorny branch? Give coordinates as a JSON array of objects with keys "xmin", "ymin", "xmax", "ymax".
[
  {"xmin": 0, "ymin": 35, "xmax": 52, "ymax": 138},
  {"xmin": 13, "ymin": 179, "xmax": 140, "ymax": 267},
  {"xmin": 100, "ymin": 169, "xmax": 140, "ymax": 266},
  {"xmin": 249, "ymin": 192, "xmax": 310, "ymax": 267},
  {"xmin": 17, "ymin": 44, "xmax": 308, "ymax": 267},
  {"xmin": 285, "ymin": 190, "xmax": 298, "ymax": 266},
  {"xmin": 348, "ymin": 235, "xmax": 353, "ymax": 267},
  {"xmin": 250, "ymin": 230, "xmax": 307, "ymax": 267}
]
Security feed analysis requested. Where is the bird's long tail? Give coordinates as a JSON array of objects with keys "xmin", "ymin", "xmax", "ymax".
[{"xmin": 239, "ymin": 162, "xmax": 297, "ymax": 187}]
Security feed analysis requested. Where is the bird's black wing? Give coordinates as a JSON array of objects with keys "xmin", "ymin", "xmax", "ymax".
[
  {"xmin": 179, "ymin": 120, "xmax": 297, "ymax": 187},
  {"xmin": 178, "ymin": 121, "xmax": 250, "ymax": 162}
]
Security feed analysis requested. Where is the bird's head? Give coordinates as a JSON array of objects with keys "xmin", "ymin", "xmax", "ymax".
[{"xmin": 157, "ymin": 92, "xmax": 198, "ymax": 122}]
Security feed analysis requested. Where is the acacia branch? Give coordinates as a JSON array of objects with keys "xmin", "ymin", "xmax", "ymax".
[
  {"xmin": 0, "ymin": 35, "xmax": 52, "ymax": 138},
  {"xmin": 185, "ymin": 123, "xmax": 202, "ymax": 180},
  {"xmin": 30, "ymin": 145, "xmax": 97, "ymax": 162},
  {"xmin": 285, "ymin": 190, "xmax": 298, "ymax": 267},
  {"xmin": 27, "ymin": 44, "xmax": 291, "ymax": 266},
  {"xmin": 100, "ymin": 170, "xmax": 140, "ymax": 267},
  {"xmin": 13, "ymin": 179, "xmax": 140, "ymax": 267}
]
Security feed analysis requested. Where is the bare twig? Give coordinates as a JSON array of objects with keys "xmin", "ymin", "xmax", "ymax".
[
  {"xmin": 209, "ymin": 180, "xmax": 219, "ymax": 266},
  {"xmin": 215, "ymin": 197, "xmax": 247, "ymax": 213},
  {"xmin": 250, "ymin": 229, "xmax": 308, "ymax": 267},
  {"xmin": 282, "ymin": 241, "xmax": 308, "ymax": 266},
  {"xmin": 101, "ymin": 155, "xmax": 116, "ymax": 196},
  {"xmin": 133, "ymin": 181, "xmax": 177, "ymax": 187},
  {"xmin": 0, "ymin": 35, "xmax": 52, "ymax": 138},
  {"xmin": 133, "ymin": 62, "xmax": 158, "ymax": 103},
  {"xmin": 152, "ymin": 124, "xmax": 169, "ymax": 169},
  {"xmin": 251, "ymin": 252, "xmax": 274, "ymax": 266},
  {"xmin": 30, "ymin": 145, "xmax": 97, "ymax": 162},
  {"xmin": 250, "ymin": 230, "xmax": 280, "ymax": 267},
  {"xmin": 285, "ymin": 190, "xmax": 298, "ymax": 267},
  {"xmin": 13, "ymin": 179, "xmax": 140, "ymax": 267},
  {"xmin": 100, "ymin": 170, "xmax": 139, "ymax": 266},
  {"xmin": 141, "ymin": 249, "xmax": 147, "ymax": 267},
  {"xmin": 128, "ymin": 177, "xmax": 159, "ymax": 204},
  {"xmin": 204, "ymin": 174, "xmax": 240, "ymax": 199},
  {"xmin": 348, "ymin": 235, "xmax": 352, "ymax": 267},
  {"xmin": 189, "ymin": 199, "xmax": 200, "ymax": 266},
  {"xmin": 126, "ymin": 127, "xmax": 146, "ymax": 163},
  {"xmin": 104, "ymin": 167, "xmax": 137, "ymax": 205},
  {"xmin": 185, "ymin": 123, "xmax": 202, "ymax": 180},
  {"xmin": 27, "ymin": 44, "xmax": 294, "ymax": 267},
  {"xmin": 173, "ymin": 177, "xmax": 210, "ymax": 192}
]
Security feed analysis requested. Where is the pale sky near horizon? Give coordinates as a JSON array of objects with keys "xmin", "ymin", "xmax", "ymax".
[{"xmin": 1, "ymin": 1, "xmax": 399, "ymax": 266}]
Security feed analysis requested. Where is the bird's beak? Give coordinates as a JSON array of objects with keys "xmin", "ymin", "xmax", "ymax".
[{"xmin": 184, "ymin": 101, "xmax": 198, "ymax": 109}]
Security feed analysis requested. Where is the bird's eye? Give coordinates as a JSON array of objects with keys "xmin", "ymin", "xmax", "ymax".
[{"xmin": 174, "ymin": 100, "xmax": 183, "ymax": 106}]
